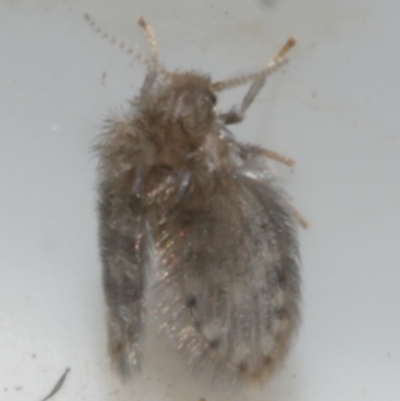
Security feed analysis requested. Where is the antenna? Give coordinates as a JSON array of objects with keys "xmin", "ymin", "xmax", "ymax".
[
  {"xmin": 83, "ymin": 13, "xmax": 171, "ymax": 79},
  {"xmin": 211, "ymin": 37, "xmax": 296, "ymax": 92}
]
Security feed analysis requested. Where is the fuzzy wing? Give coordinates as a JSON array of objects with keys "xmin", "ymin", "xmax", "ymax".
[
  {"xmin": 152, "ymin": 174, "xmax": 300, "ymax": 381},
  {"xmin": 97, "ymin": 117, "xmax": 149, "ymax": 379}
]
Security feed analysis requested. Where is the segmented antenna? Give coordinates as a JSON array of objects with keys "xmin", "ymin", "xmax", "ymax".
[
  {"xmin": 137, "ymin": 17, "xmax": 159, "ymax": 59},
  {"xmin": 83, "ymin": 13, "xmax": 172, "ymax": 79},
  {"xmin": 211, "ymin": 37, "xmax": 297, "ymax": 92}
]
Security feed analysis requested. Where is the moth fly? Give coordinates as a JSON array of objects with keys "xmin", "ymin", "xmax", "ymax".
[{"xmin": 85, "ymin": 13, "xmax": 306, "ymax": 383}]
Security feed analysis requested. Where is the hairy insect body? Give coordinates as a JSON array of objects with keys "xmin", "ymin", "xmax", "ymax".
[{"xmin": 97, "ymin": 69, "xmax": 300, "ymax": 382}]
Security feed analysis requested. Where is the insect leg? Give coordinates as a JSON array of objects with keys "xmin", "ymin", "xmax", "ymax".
[
  {"xmin": 219, "ymin": 75, "xmax": 267, "ymax": 125},
  {"xmin": 216, "ymin": 37, "xmax": 296, "ymax": 124},
  {"xmin": 254, "ymin": 147, "xmax": 295, "ymax": 167}
]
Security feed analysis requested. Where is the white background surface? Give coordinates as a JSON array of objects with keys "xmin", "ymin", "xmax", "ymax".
[{"xmin": 1, "ymin": 0, "xmax": 399, "ymax": 400}]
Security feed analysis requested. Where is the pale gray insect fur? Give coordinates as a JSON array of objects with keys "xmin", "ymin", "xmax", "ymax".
[{"xmin": 89, "ymin": 15, "xmax": 302, "ymax": 383}]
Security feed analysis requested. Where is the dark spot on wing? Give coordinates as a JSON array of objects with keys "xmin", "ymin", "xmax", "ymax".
[
  {"xmin": 238, "ymin": 362, "xmax": 248, "ymax": 373},
  {"xmin": 274, "ymin": 307, "xmax": 285, "ymax": 319},
  {"xmin": 264, "ymin": 355, "xmax": 273, "ymax": 366},
  {"xmin": 208, "ymin": 338, "xmax": 220, "ymax": 349},
  {"xmin": 277, "ymin": 270, "xmax": 287, "ymax": 285},
  {"xmin": 186, "ymin": 295, "xmax": 197, "ymax": 308}
]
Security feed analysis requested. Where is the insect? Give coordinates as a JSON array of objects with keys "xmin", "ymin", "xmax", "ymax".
[{"xmin": 85, "ymin": 14, "xmax": 306, "ymax": 383}]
